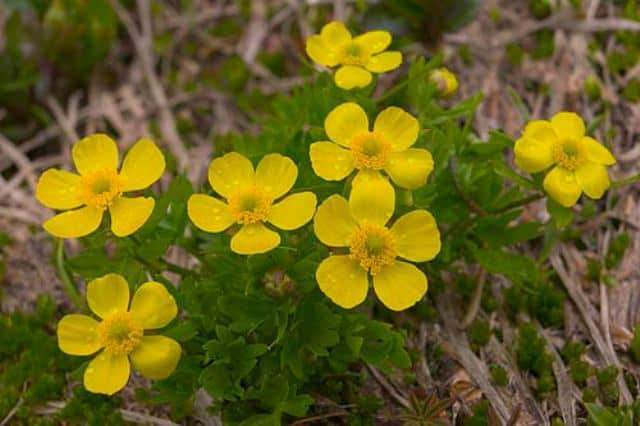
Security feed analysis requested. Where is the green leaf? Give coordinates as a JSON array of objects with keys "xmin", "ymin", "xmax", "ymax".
[
  {"xmin": 470, "ymin": 245, "xmax": 541, "ymax": 284},
  {"xmin": 546, "ymin": 198, "xmax": 574, "ymax": 229},
  {"xmin": 586, "ymin": 403, "xmax": 621, "ymax": 426}
]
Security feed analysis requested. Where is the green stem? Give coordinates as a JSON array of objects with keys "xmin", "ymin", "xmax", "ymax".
[
  {"xmin": 373, "ymin": 79, "xmax": 409, "ymax": 104},
  {"xmin": 55, "ymin": 239, "xmax": 85, "ymax": 310},
  {"xmin": 488, "ymin": 193, "xmax": 545, "ymax": 215},
  {"xmin": 611, "ymin": 173, "xmax": 640, "ymax": 189}
]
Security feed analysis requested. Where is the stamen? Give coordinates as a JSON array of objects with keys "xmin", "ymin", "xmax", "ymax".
[
  {"xmin": 553, "ymin": 139, "xmax": 586, "ymax": 171},
  {"xmin": 81, "ymin": 169, "xmax": 123, "ymax": 209},
  {"xmin": 350, "ymin": 132, "xmax": 392, "ymax": 170},
  {"xmin": 228, "ymin": 186, "xmax": 272, "ymax": 224},
  {"xmin": 341, "ymin": 42, "xmax": 370, "ymax": 66},
  {"xmin": 97, "ymin": 311, "xmax": 143, "ymax": 355},
  {"xmin": 349, "ymin": 223, "xmax": 396, "ymax": 275}
]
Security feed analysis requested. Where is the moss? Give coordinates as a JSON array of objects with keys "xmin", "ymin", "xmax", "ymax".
[
  {"xmin": 490, "ymin": 365, "xmax": 509, "ymax": 386},
  {"xmin": 468, "ymin": 319, "xmax": 491, "ymax": 349}
]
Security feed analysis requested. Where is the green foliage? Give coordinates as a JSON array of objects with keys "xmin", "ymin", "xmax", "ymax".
[
  {"xmin": 586, "ymin": 401, "xmax": 640, "ymax": 426},
  {"xmin": 515, "ymin": 323, "xmax": 555, "ymax": 396},
  {"xmin": 468, "ymin": 319, "xmax": 491, "ymax": 349},
  {"xmin": 490, "ymin": 365, "xmax": 508, "ymax": 386}
]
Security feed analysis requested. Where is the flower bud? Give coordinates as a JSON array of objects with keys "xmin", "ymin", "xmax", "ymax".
[
  {"xmin": 429, "ymin": 68, "xmax": 458, "ymax": 97},
  {"xmin": 263, "ymin": 268, "xmax": 295, "ymax": 297}
]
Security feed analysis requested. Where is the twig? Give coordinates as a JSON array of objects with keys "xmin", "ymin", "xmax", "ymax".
[
  {"xmin": 0, "ymin": 132, "xmax": 37, "ymax": 191},
  {"xmin": 461, "ymin": 268, "xmax": 487, "ymax": 329},
  {"xmin": 366, "ymin": 364, "xmax": 411, "ymax": 409},
  {"xmin": 37, "ymin": 401, "xmax": 180, "ymax": 426}
]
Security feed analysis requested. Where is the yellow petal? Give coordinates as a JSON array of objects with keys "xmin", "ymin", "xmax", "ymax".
[
  {"xmin": 36, "ymin": 169, "xmax": 83, "ymax": 210},
  {"xmin": 208, "ymin": 152, "xmax": 255, "ymax": 198},
  {"xmin": 316, "ymin": 255, "xmax": 368, "ymax": 309},
  {"xmin": 390, "ymin": 210, "xmax": 441, "ymax": 262},
  {"xmin": 334, "ymin": 65, "xmax": 373, "ymax": 90},
  {"xmin": 255, "ymin": 154, "xmax": 297, "ymax": 199},
  {"xmin": 320, "ymin": 21, "xmax": 351, "ymax": 46},
  {"xmin": 543, "ymin": 166, "xmax": 582, "ymax": 208},
  {"xmin": 84, "ymin": 352, "xmax": 130, "ymax": 395},
  {"xmin": 43, "ymin": 206, "xmax": 103, "ymax": 238},
  {"xmin": 119, "ymin": 138, "xmax": 166, "ymax": 192},
  {"xmin": 373, "ymin": 261, "xmax": 427, "ymax": 311},
  {"xmin": 350, "ymin": 171, "xmax": 395, "ymax": 226},
  {"xmin": 313, "ymin": 194, "xmax": 358, "ymax": 247},
  {"xmin": 268, "ymin": 192, "xmax": 317, "ymax": 230},
  {"xmin": 550, "ymin": 112, "xmax": 585, "ymax": 141},
  {"xmin": 57, "ymin": 314, "xmax": 101, "ymax": 356},
  {"xmin": 187, "ymin": 194, "xmax": 234, "ymax": 233},
  {"xmin": 353, "ymin": 31, "xmax": 391, "ymax": 53},
  {"xmin": 384, "ymin": 148, "xmax": 434, "ymax": 189},
  {"xmin": 109, "ymin": 196, "xmax": 155, "ymax": 237},
  {"xmin": 366, "ymin": 51, "xmax": 402, "ymax": 73},
  {"xmin": 72, "ymin": 134, "xmax": 119, "ymax": 176},
  {"xmin": 575, "ymin": 161, "xmax": 610, "ymax": 200},
  {"xmin": 130, "ymin": 336, "xmax": 181, "ymax": 380},
  {"xmin": 129, "ymin": 281, "xmax": 178, "ymax": 330},
  {"xmin": 309, "ymin": 141, "xmax": 354, "ymax": 180},
  {"xmin": 324, "ymin": 102, "xmax": 369, "ymax": 147},
  {"xmin": 87, "ymin": 273, "xmax": 130, "ymax": 319},
  {"xmin": 305, "ymin": 35, "xmax": 340, "ymax": 67},
  {"xmin": 230, "ymin": 223, "xmax": 280, "ymax": 255},
  {"xmin": 514, "ymin": 136, "xmax": 555, "ymax": 173},
  {"xmin": 522, "ymin": 120, "xmax": 558, "ymax": 144},
  {"xmin": 373, "ymin": 106, "xmax": 419, "ymax": 151},
  {"xmin": 582, "ymin": 136, "xmax": 616, "ymax": 166}
]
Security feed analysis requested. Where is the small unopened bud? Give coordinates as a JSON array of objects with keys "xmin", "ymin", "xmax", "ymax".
[
  {"xmin": 429, "ymin": 68, "xmax": 458, "ymax": 97},
  {"xmin": 263, "ymin": 268, "xmax": 295, "ymax": 297}
]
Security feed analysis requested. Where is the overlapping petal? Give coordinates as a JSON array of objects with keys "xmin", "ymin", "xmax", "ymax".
[
  {"xmin": 255, "ymin": 154, "xmax": 298, "ymax": 199},
  {"xmin": 268, "ymin": 192, "xmax": 317, "ymax": 230},
  {"xmin": 543, "ymin": 166, "xmax": 582, "ymax": 207},
  {"xmin": 514, "ymin": 136, "xmax": 555, "ymax": 173},
  {"xmin": 575, "ymin": 162, "xmax": 609, "ymax": 199},
  {"xmin": 583, "ymin": 136, "xmax": 616, "ymax": 166},
  {"xmin": 350, "ymin": 172, "xmax": 395, "ymax": 226},
  {"xmin": 320, "ymin": 21, "xmax": 351, "ymax": 46},
  {"xmin": 129, "ymin": 281, "xmax": 178, "ymax": 330},
  {"xmin": 324, "ymin": 102, "xmax": 369, "ymax": 147},
  {"xmin": 550, "ymin": 112, "xmax": 585, "ymax": 141},
  {"xmin": 373, "ymin": 107, "xmax": 419, "ymax": 151},
  {"xmin": 130, "ymin": 336, "xmax": 181, "ymax": 380},
  {"xmin": 36, "ymin": 169, "xmax": 82, "ymax": 210},
  {"xmin": 313, "ymin": 195, "xmax": 358, "ymax": 247},
  {"xmin": 120, "ymin": 138, "xmax": 165, "ymax": 191},
  {"xmin": 366, "ymin": 52, "xmax": 402, "ymax": 73},
  {"xmin": 108, "ymin": 196, "xmax": 155, "ymax": 237},
  {"xmin": 334, "ymin": 66, "xmax": 372, "ymax": 90},
  {"xmin": 353, "ymin": 31, "xmax": 391, "ymax": 53},
  {"xmin": 316, "ymin": 255, "xmax": 369, "ymax": 309},
  {"xmin": 87, "ymin": 273, "xmax": 130, "ymax": 319}
]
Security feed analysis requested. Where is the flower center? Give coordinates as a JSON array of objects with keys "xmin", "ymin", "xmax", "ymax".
[
  {"xmin": 228, "ymin": 186, "xmax": 272, "ymax": 224},
  {"xmin": 349, "ymin": 223, "xmax": 396, "ymax": 275},
  {"xmin": 553, "ymin": 139, "xmax": 586, "ymax": 171},
  {"xmin": 350, "ymin": 132, "xmax": 392, "ymax": 170},
  {"xmin": 81, "ymin": 169, "xmax": 123, "ymax": 209},
  {"xmin": 341, "ymin": 42, "xmax": 370, "ymax": 66},
  {"xmin": 97, "ymin": 311, "xmax": 143, "ymax": 355}
]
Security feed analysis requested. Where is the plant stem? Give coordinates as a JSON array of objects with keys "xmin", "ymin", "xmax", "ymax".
[
  {"xmin": 488, "ymin": 193, "xmax": 545, "ymax": 215},
  {"xmin": 55, "ymin": 239, "xmax": 85, "ymax": 310},
  {"xmin": 373, "ymin": 79, "xmax": 409, "ymax": 104},
  {"xmin": 611, "ymin": 173, "xmax": 640, "ymax": 189}
]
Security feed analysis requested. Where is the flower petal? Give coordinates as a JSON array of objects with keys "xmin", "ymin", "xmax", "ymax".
[
  {"xmin": 373, "ymin": 106, "xmax": 419, "ymax": 151},
  {"xmin": 130, "ymin": 336, "xmax": 181, "ymax": 380},
  {"xmin": 384, "ymin": 148, "xmax": 434, "ymax": 189},
  {"xmin": 390, "ymin": 210, "xmax": 441, "ymax": 262},
  {"xmin": 43, "ymin": 206, "xmax": 103, "ymax": 238},
  {"xmin": 350, "ymin": 171, "xmax": 395, "ymax": 226},
  {"xmin": 543, "ymin": 166, "xmax": 582, "ymax": 208},
  {"xmin": 324, "ymin": 102, "xmax": 369, "ymax": 147},
  {"xmin": 583, "ymin": 136, "xmax": 616, "ymax": 165},
  {"xmin": 334, "ymin": 65, "xmax": 373, "ymax": 90},
  {"xmin": 87, "ymin": 273, "xmax": 130, "ymax": 319},
  {"xmin": 268, "ymin": 192, "xmax": 317, "ymax": 230},
  {"xmin": 313, "ymin": 194, "xmax": 358, "ymax": 247},
  {"xmin": 119, "ymin": 138, "xmax": 165, "ymax": 192},
  {"xmin": 309, "ymin": 141, "xmax": 354, "ymax": 180},
  {"xmin": 316, "ymin": 255, "xmax": 368, "ymax": 309},
  {"xmin": 550, "ymin": 112, "xmax": 585, "ymax": 141},
  {"xmin": 366, "ymin": 51, "xmax": 402, "ymax": 73},
  {"xmin": 36, "ymin": 169, "xmax": 83, "ymax": 210},
  {"xmin": 353, "ymin": 31, "xmax": 391, "ymax": 53},
  {"xmin": 305, "ymin": 35, "xmax": 340, "ymax": 67},
  {"xmin": 575, "ymin": 161, "xmax": 610, "ymax": 200},
  {"xmin": 319, "ymin": 21, "xmax": 351, "ymax": 46},
  {"xmin": 208, "ymin": 152, "xmax": 255, "ymax": 198},
  {"xmin": 109, "ymin": 196, "xmax": 155, "ymax": 237},
  {"xmin": 255, "ymin": 154, "xmax": 298, "ymax": 199},
  {"xmin": 187, "ymin": 194, "xmax": 234, "ymax": 233},
  {"xmin": 523, "ymin": 120, "xmax": 558, "ymax": 143},
  {"xmin": 72, "ymin": 134, "xmax": 119, "ymax": 176},
  {"xmin": 129, "ymin": 281, "xmax": 178, "ymax": 330},
  {"xmin": 57, "ymin": 314, "xmax": 101, "ymax": 356},
  {"xmin": 373, "ymin": 261, "xmax": 427, "ymax": 311},
  {"xmin": 84, "ymin": 352, "xmax": 130, "ymax": 395},
  {"xmin": 514, "ymin": 137, "xmax": 555, "ymax": 173},
  {"xmin": 230, "ymin": 223, "xmax": 281, "ymax": 255}
]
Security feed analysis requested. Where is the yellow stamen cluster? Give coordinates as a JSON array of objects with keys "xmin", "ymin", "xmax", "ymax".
[
  {"xmin": 553, "ymin": 140, "xmax": 586, "ymax": 171},
  {"xmin": 228, "ymin": 186, "xmax": 273, "ymax": 224},
  {"xmin": 340, "ymin": 43, "xmax": 370, "ymax": 66},
  {"xmin": 81, "ymin": 169, "xmax": 123, "ymax": 209},
  {"xmin": 349, "ymin": 223, "xmax": 396, "ymax": 275},
  {"xmin": 97, "ymin": 311, "xmax": 143, "ymax": 356},
  {"xmin": 350, "ymin": 132, "xmax": 391, "ymax": 170}
]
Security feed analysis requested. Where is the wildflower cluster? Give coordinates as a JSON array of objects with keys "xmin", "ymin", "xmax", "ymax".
[{"xmin": 31, "ymin": 19, "xmax": 626, "ymax": 423}]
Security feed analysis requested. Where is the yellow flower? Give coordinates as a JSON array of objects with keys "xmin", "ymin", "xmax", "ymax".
[
  {"xmin": 188, "ymin": 152, "xmax": 317, "ymax": 255},
  {"xmin": 430, "ymin": 67, "xmax": 458, "ymax": 97},
  {"xmin": 305, "ymin": 21, "xmax": 402, "ymax": 90},
  {"xmin": 36, "ymin": 134, "xmax": 165, "ymax": 238},
  {"xmin": 57, "ymin": 274, "xmax": 181, "ymax": 395},
  {"xmin": 310, "ymin": 102, "xmax": 433, "ymax": 192},
  {"xmin": 313, "ymin": 174, "xmax": 441, "ymax": 311},
  {"xmin": 514, "ymin": 112, "xmax": 616, "ymax": 207}
]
